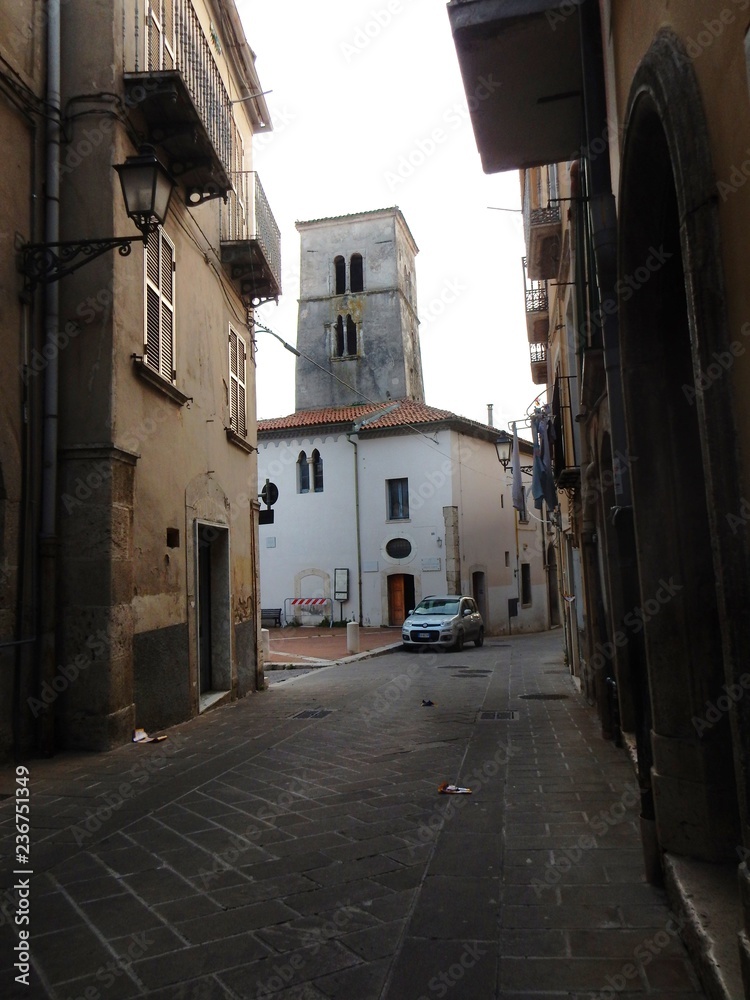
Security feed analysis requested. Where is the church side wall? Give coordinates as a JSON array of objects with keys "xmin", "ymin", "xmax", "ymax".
[{"xmin": 258, "ymin": 434, "xmax": 358, "ymax": 624}]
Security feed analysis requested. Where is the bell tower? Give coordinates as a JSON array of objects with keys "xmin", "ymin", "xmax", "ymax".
[{"xmin": 294, "ymin": 207, "xmax": 424, "ymax": 410}]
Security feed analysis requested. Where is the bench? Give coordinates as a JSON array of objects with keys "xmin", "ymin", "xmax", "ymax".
[{"xmin": 261, "ymin": 608, "xmax": 283, "ymax": 628}]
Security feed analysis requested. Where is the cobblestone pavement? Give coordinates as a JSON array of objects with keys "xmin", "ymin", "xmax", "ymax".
[{"xmin": 0, "ymin": 632, "xmax": 707, "ymax": 999}]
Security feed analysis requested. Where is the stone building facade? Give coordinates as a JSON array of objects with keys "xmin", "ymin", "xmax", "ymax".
[
  {"xmin": 449, "ymin": 1, "xmax": 750, "ymax": 994},
  {"xmin": 0, "ymin": 0, "xmax": 280, "ymax": 755}
]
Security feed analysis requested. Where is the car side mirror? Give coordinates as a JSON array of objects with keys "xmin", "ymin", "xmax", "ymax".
[
  {"xmin": 462, "ymin": 608, "xmax": 471, "ymax": 616},
  {"xmin": 407, "ymin": 609, "xmax": 414, "ymax": 616}
]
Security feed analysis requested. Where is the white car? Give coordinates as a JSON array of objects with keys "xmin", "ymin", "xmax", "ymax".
[{"xmin": 402, "ymin": 595, "xmax": 484, "ymax": 651}]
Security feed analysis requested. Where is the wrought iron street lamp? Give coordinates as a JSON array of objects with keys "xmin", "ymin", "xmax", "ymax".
[
  {"xmin": 495, "ymin": 435, "xmax": 512, "ymax": 471},
  {"xmin": 495, "ymin": 432, "xmax": 533, "ymax": 475},
  {"xmin": 19, "ymin": 145, "xmax": 175, "ymax": 289}
]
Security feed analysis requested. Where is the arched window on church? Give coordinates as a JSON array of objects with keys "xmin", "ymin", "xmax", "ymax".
[
  {"xmin": 334, "ymin": 315, "xmax": 345, "ymax": 357},
  {"xmin": 346, "ymin": 315, "xmax": 357, "ymax": 356},
  {"xmin": 312, "ymin": 450, "xmax": 324, "ymax": 492},
  {"xmin": 297, "ymin": 451, "xmax": 309, "ymax": 493},
  {"xmin": 334, "ymin": 255, "xmax": 346, "ymax": 294},
  {"xmin": 350, "ymin": 253, "xmax": 363, "ymax": 292}
]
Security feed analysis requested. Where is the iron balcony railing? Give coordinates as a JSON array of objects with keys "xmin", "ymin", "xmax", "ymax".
[
  {"xmin": 522, "ymin": 257, "xmax": 548, "ymax": 313},
  {"xmin": 530, "ymin": 342, "xmax": 547, "ymax": 365},
  {"xmin": 129, "ymin": 0, "xmax": 240, "ymax": 176},
  {"xmin": 221, "ymin": 171, "xmax": 282, "ymax": 291},
  {"xmin": 522, "ymin": 165, "xmax": 561, "ymax": 248}
]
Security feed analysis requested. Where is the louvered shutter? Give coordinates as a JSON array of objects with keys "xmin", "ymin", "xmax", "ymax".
[
  {"xmin": 229, "ymin": 327, "xmax": 247, "ymax": 437},
  {"xmin": 146, "ymin": 1, "xmax": 175, "ymax": 70},
  {"xmin": 144, "ymin": 229, "xmax": 176, "ymax": 384}
]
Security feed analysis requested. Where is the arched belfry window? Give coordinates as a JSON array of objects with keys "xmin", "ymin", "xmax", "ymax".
[
  {"xmin": 297, "ymin": 451, "xmax": 309, "ymax": 493},
  {"xmin": 334, "ymin": 316, "xmax": 345, "ymax": 357},
  {"xmin": 334, "ymin": 255, "xmax": 346, "ymax": 295},
  {"xmin": 312, "ymin": 450, "xmax": 324, "ymax": 492},
  {"xmin": 350, "ymin": 253, "xmax": 363, "ymax": 292},
  {"xmin": 346, "ymin": 315, "xmax": 357, "ymax": 356}
]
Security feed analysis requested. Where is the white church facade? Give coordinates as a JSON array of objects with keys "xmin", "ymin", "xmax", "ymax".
[{"xmin": 257, "ymin": 208, "xmax": 552, "ymax": 634}]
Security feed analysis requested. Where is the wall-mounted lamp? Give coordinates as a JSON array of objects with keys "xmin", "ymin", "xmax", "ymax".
[
  {"xmin": 495, "ymin": 434, "xmax": 533, "ymax": 475},
  {"xmin": 494, "ymin": 436, "xmax": 512, "ymax": 471},
  {"xmin": 19, "ymin": 145, "xmax": 175, "ymax": 289}
]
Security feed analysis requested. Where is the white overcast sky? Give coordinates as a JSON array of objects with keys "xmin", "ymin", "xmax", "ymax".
[{"xmin": 236, "ymin": 0, "xmax": 542, "ymax": 429}]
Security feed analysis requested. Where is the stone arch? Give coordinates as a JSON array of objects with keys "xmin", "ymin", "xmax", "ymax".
[{"xmin": 619, "ymin": 29, "xmax": 743, "ymax": 861}]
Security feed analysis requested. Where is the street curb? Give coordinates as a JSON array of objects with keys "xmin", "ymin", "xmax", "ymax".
[{"xmin": 264, "ymin": 641, "xmax": 403, "ymax": 671}]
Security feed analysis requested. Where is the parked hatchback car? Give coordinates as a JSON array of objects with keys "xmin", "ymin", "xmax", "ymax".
[{"xmin": 402, "ymin": 595, "xmax": 484, "ymax": 651}]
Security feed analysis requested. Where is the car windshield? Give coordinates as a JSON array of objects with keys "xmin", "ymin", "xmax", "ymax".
[{"xmin": 414, "ymin": 599, "xmax": 459, "ymax": 616}]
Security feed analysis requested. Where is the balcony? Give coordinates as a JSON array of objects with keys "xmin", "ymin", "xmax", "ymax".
[
  {"xmin": 530, "ymin": 342, "xmax": 548, "ymax": 386},
  {"xmin": 524, "ymin": 170, "xmax": 562, "ymax": 280},
  {"xmin": 220, "ymin": 172, "xmax": 281, "ymax": 305},
  {"xmin": 124, "ymin": 0, "xmax": 240, "ymax": 203},
  {"xmin": 522, "ymin": 256, "xmax": 549, "ymax": 344},
  {"xmin": 447, "ymin": 0, "xmax": 583, "ymax": 173}
]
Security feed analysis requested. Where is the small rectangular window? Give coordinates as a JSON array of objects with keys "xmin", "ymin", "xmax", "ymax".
[
  {"xmin": 387, "ymin": 478, "xmax": 409, "ymax": 520},
  {"xmin": 521, "ymin": 563, "xmax": 532, "ymax": 606},
  {"xmin": 504, "ymin": 551, "xmax": 510, "ymax": 568}
]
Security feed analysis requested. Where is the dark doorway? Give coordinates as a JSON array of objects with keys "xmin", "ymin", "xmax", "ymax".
[
  {"xmin": 196, "ymin": 522, "xmax": 231, "ymax": 702},
  {"xmin": 619, "ymin": 93, "xmax": 739, "ymax": 858},
  {"xmin": 388, "ymin": 574, "xmax": 415, "ymax": 626},
  {"xmin": 546, "ymin": 545, "xmax": 560, "ymax": 627},
  {"xmin": 472, "ymin": 571, "xmax": 487, "ymax": 624}
]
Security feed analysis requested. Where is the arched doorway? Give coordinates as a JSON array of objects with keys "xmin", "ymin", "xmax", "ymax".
[{"xmin": 619, "ymin": 31, "xmax": 740, "ymax": 861}]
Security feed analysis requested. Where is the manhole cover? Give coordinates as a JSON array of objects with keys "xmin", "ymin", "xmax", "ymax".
[
  {"xmin": 519, "ymin": 694, "xmax": 569, "ymax": 701},
  {"xmin": 478, "ymin": 711, "xmax": 518, "ymax": 721},
  {"xmin": 291, "ymin": 709, "xmax": 333, "ymax": 719}
]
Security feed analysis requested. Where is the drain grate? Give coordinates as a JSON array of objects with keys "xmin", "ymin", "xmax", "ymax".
[
  {"xmin": 452, "ymin": 671, "xmax": 491, "ymax": 678},
  {"xmin": 478, "ymin": 710, "xmax": 518, "ymax": 721},
  {"xmin": 519, "ymin": 693, "xmax": 569, "ymax": 701},
  {"xmin": 291, "ymin": 709, "xmax": 333, "ymax": 719}
]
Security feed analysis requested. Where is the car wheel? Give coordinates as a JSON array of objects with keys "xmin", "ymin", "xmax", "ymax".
[
  {"xmin": 474, "ymin": 628, "xmax": 484, "ymax": 648},
  {"xmin": 453, "ymin": 632, "xmax": 464, "ymax": 652}
]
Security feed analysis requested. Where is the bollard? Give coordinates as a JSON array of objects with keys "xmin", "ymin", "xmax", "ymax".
[
  {"xmin": 346, "ymin": 621, "xmax": 360, "ymax": 654},
  {"xmin": 261, "ymin": 627, "xmax": 270, "ymax": 659}
]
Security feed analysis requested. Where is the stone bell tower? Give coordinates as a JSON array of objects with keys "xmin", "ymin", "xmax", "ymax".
[{"xmin": 294, "ymin": 207, "xmax": 424, "ymax": 410}]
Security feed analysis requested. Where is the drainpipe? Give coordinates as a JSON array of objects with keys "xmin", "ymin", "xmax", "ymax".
[
  {"xmin": 38, "ymin": 0, "xmax": 62, "ymax": 755},
  {"xmin": 346, "ymin": 433, "xmax": 363, "ymax": 625},
  {"xmin": 578, "ymin": 0, "xmax": 657, "ymax": 879}
]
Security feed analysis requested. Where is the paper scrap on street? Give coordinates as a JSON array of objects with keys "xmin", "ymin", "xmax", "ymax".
[
  {"xmin": 438, "ymin": 782, "xmax": 472, "ymax": 794},
  {"xmin": 132, "ymin": 728, "xmax": 167, "ymax": 743}
]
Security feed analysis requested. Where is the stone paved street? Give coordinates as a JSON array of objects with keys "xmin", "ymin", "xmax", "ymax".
[{"xmin": 0, "ymin": 631, "xmax": 706, "ymax": 999}]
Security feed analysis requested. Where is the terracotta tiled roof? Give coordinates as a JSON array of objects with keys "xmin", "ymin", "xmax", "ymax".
[
  {"xmin": 259, "ymin": 398, "xmax": 466, "ymax": 434},
  {"xmin": 258, "ymin": 403, "xmax": 381, "ymax": 431}
]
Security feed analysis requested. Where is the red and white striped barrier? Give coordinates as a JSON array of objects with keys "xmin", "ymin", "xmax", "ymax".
[{"xmin": 285, "ymin": 597, "xmax": 334, "ymax": 627}]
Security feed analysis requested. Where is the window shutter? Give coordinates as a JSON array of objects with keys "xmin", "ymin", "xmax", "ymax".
[
  {"xmin": 229, "ymin": 327, "xmax": 247, "ymax": 437},
  {"xmin": 146, "ymin": 1, "xmax": 175, "ymax": 70},
  {"xmin": 144, "ymin": 229, "xmax": 176, "ymax": 384}
]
